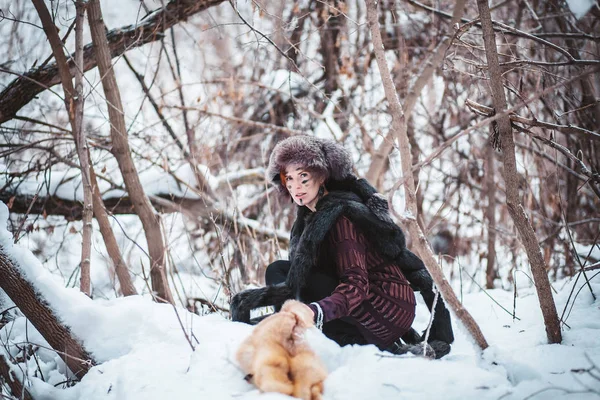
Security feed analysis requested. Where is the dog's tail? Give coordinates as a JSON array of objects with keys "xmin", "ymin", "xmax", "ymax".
[{"xmin": 231, "ymin": 284, "xmax": 294, "ymax": 323}]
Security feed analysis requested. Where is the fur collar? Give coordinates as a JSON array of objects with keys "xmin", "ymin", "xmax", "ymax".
[{"xmin": 285, "ymin": 184, "xmax": 409, "ymax": 296}]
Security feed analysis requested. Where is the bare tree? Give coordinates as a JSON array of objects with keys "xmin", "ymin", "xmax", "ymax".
[
  {"xmin": 0, "ymin": 352, "xmax": 34, "ymax": 400},
  {"xmin": 475, "ymin": 0, "xmax": 561, "ymax": 343},
  {"xmin": 87, "ymin": 0, "xmax": 174, "ymax": 303},
  {"xmin": 0, "ymin": 0, "xmax": 228, "ymax": 125},
  {"xmin": 0, "ymin": 250, "xmax": 95, "ymax": 380},
  {"xmin": 31, "ymin": 0, "xmax": 137, "ymax": 297},
  {"xmin": 31, "ymin": 0, "xmax": 92, "ymax": 295},
  {"xmin": 485, "ymin": 142, "xmax": 497, "ymax": 289},
  {"xmin": 366, "ymin": 0, "xmax": 489, "ymax": 351}
]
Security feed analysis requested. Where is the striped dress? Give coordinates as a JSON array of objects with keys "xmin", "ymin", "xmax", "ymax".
[{"xmin": 310, "ymin": 215, "xmax": 416, "ymax": 348}]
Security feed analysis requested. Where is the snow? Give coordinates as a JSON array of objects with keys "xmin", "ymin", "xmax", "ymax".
[
  {"xmin": 565, "ymin": 0, "xmax": 595, "ymax": 18},
  {"xmin": 1, "ymin": 0, "xmax": 600, "ymax": 398},
  {"xmin": 2, "ymin": 201, "xmax": 600, "ymax": 400},
  {"xmin": 0, "ymin": 163, "xmax": 210, "ymax": 201},
  {"xmin": 574, "ymin": 243, "xmax": 600, "ymax": 264}
]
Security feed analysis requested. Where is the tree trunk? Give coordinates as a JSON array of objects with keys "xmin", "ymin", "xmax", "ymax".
[
  {"xmin": 31, "ymin": 0, "xmax": 136, "ymax": 297},
  {"xmin": 0, "ymin": 250, "xmax": 95, "ymax": 380},
  {"xmin": 32, "ymin": 0, "xmax": 92, "ymax": 296},
  {"xmin": 87, "ymin": 0, "xmax": 173, "ymax": 304},
  {"xmin": 366, "ymin": 0, "xmax": 489, "ymax": 351},
  {"xmin": 316, "ymin": 0, "xmax": 342, "ymax": 113},
  {"xmin": 475, "ymin": 0, "xmax": 561, "ymax": 343},
  {"xmin": 89, "ymin": 163, "xmax": 138, "ymax": 296},
  {"xmin": 365, "ymin": 0, "xmax": 466, "ymax": 183},
  {"xmin": 485, "ymin": 141, "xmax": 497, "ymax": 289},
  {"xmin": 0, "ymin": 352, "xmax": 34, "ymax": 400},
  {"xmin": 73, "ymin": 0, "xmax": 92, "ymax": 296}
]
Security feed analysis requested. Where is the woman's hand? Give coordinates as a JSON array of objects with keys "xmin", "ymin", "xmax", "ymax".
[{"xmin": 281, "ymin": 300, "xmax": 315, "ymax": 328}]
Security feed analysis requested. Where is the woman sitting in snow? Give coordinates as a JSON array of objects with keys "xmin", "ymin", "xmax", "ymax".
[{"xmin": 231, "ymin": 136, "xmax": 454, "ymax": 358}]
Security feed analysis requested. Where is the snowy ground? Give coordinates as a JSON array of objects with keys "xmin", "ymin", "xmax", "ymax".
[{"xmin": 1, "ymin": 201, "xmax": 599, "ymax": 400}]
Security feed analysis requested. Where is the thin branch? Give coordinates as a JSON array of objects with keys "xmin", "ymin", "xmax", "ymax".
[
  {"xmin": 491, "ymin": 20, "xmax": 576, "ymax": 61},
  {"xmin": 122, "ymin": 56, "xmax": 190, "ymax": 159},
  {"xmin": 169, "ymin": 105, "xmax": 305, "ymax": 136},
  {"xmin": 533, "ymin": 136, "xmax": 600, "ymax": 184},
  {"xmin": 228, "ymin": 0, "xmax": 299, "ymax": 72},
  {"xmin": 12, "ymin": 116, "xmax": 72, "ymax": 133},
  {"xmin": 406, "ymin": 0, "xmax": 600, "ymax": 41},
  {"xmin": 498, "ymin": 59, "xmax": 600, "ymax": 68},
  {"xmin": 390, "ymin": 67, "xmax": 600, "ymax": 192},
  {"xmin": 466, "ymin": 98, "xmax": 600, "ymax": 141},
  {"xmin": 366, "ymin": 0, "xmax": 489, "ymax": 351}
]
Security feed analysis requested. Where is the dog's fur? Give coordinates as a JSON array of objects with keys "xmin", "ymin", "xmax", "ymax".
[{"xmin": 236, "ymin": 300, "xmax": 327, "ymax": 400}]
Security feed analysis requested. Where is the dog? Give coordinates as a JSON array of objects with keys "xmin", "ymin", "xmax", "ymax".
[{"xmin": 235, "ymin": 300, "xmax": 327, "ymax": 400}]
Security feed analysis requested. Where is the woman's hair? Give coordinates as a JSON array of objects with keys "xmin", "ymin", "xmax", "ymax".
[{"xmin": 279, "ymin": 170, "xmax": 287, "ymax": 188}]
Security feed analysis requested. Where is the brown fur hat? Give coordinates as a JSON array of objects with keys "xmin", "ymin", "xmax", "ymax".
[{"xmin": 267, "ymin": 136, "xmax": 353, "ymax": 192}]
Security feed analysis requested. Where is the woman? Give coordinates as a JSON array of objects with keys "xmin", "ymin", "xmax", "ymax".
[{"xmin": 231, "ymin": 136, "xmax": 453, "ymax": 358}]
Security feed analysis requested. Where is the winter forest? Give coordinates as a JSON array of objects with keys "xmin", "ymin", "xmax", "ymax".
[{"xmin": 0, "ymin": 0, "xmax": 599, "ymax": 399}]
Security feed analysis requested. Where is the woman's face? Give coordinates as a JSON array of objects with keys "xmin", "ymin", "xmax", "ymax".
[{"xmin": 284, "ymin": 163, "xmax": 324, "ymax": 210}]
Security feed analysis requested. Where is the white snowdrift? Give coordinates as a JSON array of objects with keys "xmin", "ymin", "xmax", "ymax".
[{"xmin": 1, "ymin": 200, "xmax": 599, "ymax": 399}]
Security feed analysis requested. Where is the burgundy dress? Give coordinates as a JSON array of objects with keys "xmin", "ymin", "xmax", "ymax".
[{"xmin": 309, "ymin": 216, "xmax": 416, "ymax": 348}]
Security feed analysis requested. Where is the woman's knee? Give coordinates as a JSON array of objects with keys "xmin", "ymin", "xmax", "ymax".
[{"xmin": 265, "ymin": 260, "xmax": 290, "ymax": 286}]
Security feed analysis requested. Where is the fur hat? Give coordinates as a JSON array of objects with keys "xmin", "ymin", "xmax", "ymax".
[{"xmin": 267, "ymin": 136, "xmax": 353, "ymax": 192}]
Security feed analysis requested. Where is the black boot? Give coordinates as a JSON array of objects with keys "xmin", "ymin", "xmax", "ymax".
[
  {"xmin": 428, "ymin": 340, "xmax": 451, "ymax": 359},
  {"xmin": 387, "ymin": 341, "xmax": 436, "ymax": 359}
]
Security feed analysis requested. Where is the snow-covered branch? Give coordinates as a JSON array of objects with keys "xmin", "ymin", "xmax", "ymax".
[{"xmin": 0, "ymin": 0, "xmax": 227, "ymax": 125}]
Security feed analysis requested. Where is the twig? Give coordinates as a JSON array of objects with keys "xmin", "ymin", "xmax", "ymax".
[
  {"xmin": 562, "ymin": 218, "xmax": 597, "ymax": 301},
  {"xmin": 513, "ymin": 114, "xmax": 600, "ymax": 142},
  {"xmin": 584, "ymin": 262, "xmax": 600, "ymax": 272},
  {"xmin": 422, "ymin": 286, "xmax": 439, "ymax": 347},
  {"xmin": 228, "ymin": 0, "xmax": 300, "ymax": 72},
  {"xmin": 458, "ymin": 263, "xmax": 521, "ymax": 320},
  {"xmin": 169, "ymin": 105, "xmax": 305, "ymax": 136},
  {"xmin": 12, "ymin": 116, "xmax": 71, "ymax": 133},
  {"xmin": 533, "ymin": 135, "xmax": 600, "ymax": 198},
  {"xmin": 562, "ymin": 271, "xmax": 600, "ymax": 327},
  {"xmin": 12, "ymin": 192, "xmax": 40, "ymax": 243},
  {"xmin": 168, "ymin": 301, "xmax": 196, "ymax": 351},
  {"xmin": 122, "ymin": 55, "xmax": 189, "ymax": 158},
  {"xmin": 392, "ymin": 66, "xmax": 600, "ymax": 194},
  {"xmin": 189, "ymin": 297, "xmax": 229, "ymax": 313}
]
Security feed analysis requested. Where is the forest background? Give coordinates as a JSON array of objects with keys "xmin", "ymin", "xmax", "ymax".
[{"xmin": 0, "ymin": 0, "xmax": 599, "ymax": 399}]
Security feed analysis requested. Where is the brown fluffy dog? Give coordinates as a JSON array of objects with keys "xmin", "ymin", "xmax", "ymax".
[{"xmin": 236, "ymin": 300, "xmax": 327, "ymax": 400}]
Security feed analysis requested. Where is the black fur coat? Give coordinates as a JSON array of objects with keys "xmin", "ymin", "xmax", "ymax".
[{"xmin": 231, "ymin": 178, "xmax": 454, "ymax": 345}]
